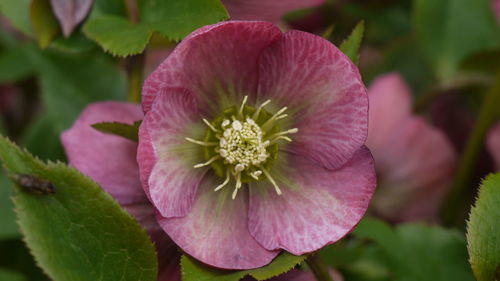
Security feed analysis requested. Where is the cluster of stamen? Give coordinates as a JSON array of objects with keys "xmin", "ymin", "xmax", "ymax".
[{"xmin": 186, "ymin": 96, "xmax": 298, "ymax": 199}]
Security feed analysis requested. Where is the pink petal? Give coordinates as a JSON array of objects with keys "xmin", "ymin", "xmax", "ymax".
[
  {"xmin": 258, "ymin": 30, "xmax": 368, "ymax": 170},
  {"xmin": 61, "ymin": 102, "xmax": 146, "ymax": 205},
  {"xmin": 142, "ymin": 21, "xmax": 282, "ymax": 115},
  {"xmin": 50, "ymin": 0, "xmax": 93, "ymax": 37},
  {"xmin": 157, "ymin": 174, "xmax": 279, "ymax": 270},
  {"xmin": 487, "ymin": 123, "xmax": 500, "ymax": 171},
  {"xmin": 248, "ymin": 147, "xmax": 376, "ymax": 255},
  {"xmin": 139, "ymin": 88, "xmax": 207, "ymax": 217},
  {"xmin": 366, "ymin": 73, "xmax": 412, "ymax": 154},
  {"xmin": 222, "ymin": 0, "xmax": 325, "ymax": 24},
  {"xmin": 370, "ymin": 117, "xmax": 456, "ymax": 221}
]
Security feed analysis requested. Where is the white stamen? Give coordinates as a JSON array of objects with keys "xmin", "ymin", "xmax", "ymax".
[
  {"xmin": 232, "ymin": 120, "xmax": 243, "ymax": 131},
  {"xmin": 266, "ymin": 128, "xmax": 299, "ymax": 140},
  {"xmin": 185, "ymin": 137, "xmax": 217, "ymax": 146},
  {"xmin": 267, "ymin": 136, "xmax": 293, "ymax": 146},
  {"xmin": 214, "ymin": 168, "xmax": 231, "ymax": 191},
  {"xmin": 235, "ymin": 163, "xmax": 245, "ymax": 172},
  {"xmin": 250, "ymin": 170, "xmax": 262, "ymax": 180},
  {"xmin": 260, "ymin": 166, "xmax": 282, "ymax": 195},
  {"xmin": 194, "ymin": 155, "xmax": 220, "ymax": 168},
  {"xmin": 252, "ymin": 99, "xmax": 271, "ymax": 120},
  {"xmin": 221, "ymin": 119, "xmax": 230, "ymax": 128},
  {"xmin": 232, "ymin": 172, "xmax": 242, "ymax": 199},
  {"xmin": 238, "ymin": 95, "xmax": 248, "ymax": 117},
  {"xmin": 203, "ymin": 118, "xmax": 218, "ymax": 132},
  {"xmin": 261, "ymin": 106, "xmax": 288, "ymax": 130}
]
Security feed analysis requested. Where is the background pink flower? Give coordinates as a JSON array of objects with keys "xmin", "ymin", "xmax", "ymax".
[
  {"xmin": 61, "ymin": 102, "xmax": 181, "ymax": 281},
  {"xmin": 139, "ymin": 21, "xmax": 376, "ymax": 269},
  {"xmin": 366, "ymin": 73, "xmax": 457, "ymax": 222}
]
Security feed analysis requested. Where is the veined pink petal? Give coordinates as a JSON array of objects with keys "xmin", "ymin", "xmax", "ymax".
[
  {"xmin": 371, "ymin": 117, "xmax": 456, "ymax": 221},
  {"xmin": 258, "ymin": 30, "xmax": 368, "ymax": 170},
  {"xmin": 248, "ymin": 147, "xmax": 376, "ymax": 255},
  {"xmin": 222, "ymin": 0, "xmax": 325, "ymax": 24},
  {"xmin": 61, "ymin": 102, "xmax": 146, "ymax": 205},
  {"xmin": 487, "ymin": 123, "xmax": 500, "ymax": 170},
  {"xmin": 158, "ymin": 174, "xmax": 279, "ymax": 270},
  {"xmin": 142, "ymin": 21, "xmax": 282, "ymax": 116},
  {"xmin": 50, "ymin": 0, "xmax": 93, "ymax": 37},
  {"xmin": 139, "ymin": 88, "xmax": 206, "ymax": 218},
  {"xmin": 366, "ymin": 73, "xmax": 412, "ymax": 154}
]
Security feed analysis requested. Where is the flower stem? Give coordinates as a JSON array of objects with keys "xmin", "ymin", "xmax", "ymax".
[
  {"xmin": 126, "ymin": 54, "xmax": 145, "ymax": 103},
  {"xmin": 306, "ymin": 254, "xmax": 334, "ymax": 281},
  {"xmin": 441, "ymin": 71, "xmax": 500, "ymax": 227}
]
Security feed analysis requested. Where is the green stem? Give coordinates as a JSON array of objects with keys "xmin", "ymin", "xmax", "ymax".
[
  {"xmin": 126, "ymin": 53, "xmax": 145, "ymax": 103},
  {"xmin": 306, "ymin": 254, "xmax": 334, "ymax": 281},
  {"xmin": 441, "ymin": 71, "xmax": 500, "ymax": 227}
]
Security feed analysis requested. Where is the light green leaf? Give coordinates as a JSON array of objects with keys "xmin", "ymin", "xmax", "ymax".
[
  {"xmin": 0, "ymin": 268, "xmax": 27, "ymax": 281},
  {"xmin": 83, "ymin": 16, "xmax": 152, "ymax": 57},
  {"xmin": 0, "ymin": 136, "xmax": 158, "ymax": 281},
  {"xmin": 139, "ymin": 0, "xmax": 228, "ymax": 41},
  {"xmin": 30, "ymin": 0, "xmax": 60, "ymax": 48},
  {"xmin": 91, "ymin": 120, "xmax": 142, "ymax": 142},
  {"xmin": 413, "ymin": 0, "xmax": 500, "ymax": 81},
  {"xmin": 0, "ymin": 0, "xmax": 32, "ymax": 35},
  {"xmin": 30, "ymin": 49, "xmax": 127, "ymax": 132},
  {"xmin": 467, "ymin": 173, "xmax": 500, "ymax": 281},
  {"xmin": 0, "ymin": 174, "xmax": 19, "ymax": 239},
  {"xmin": 339, "ymin": 21, "xmax": 365, "ymax": 65},
  {"xmin": 354, "ymin": 218, "xmax": 474, "ymax": 281},
  {"xmin": 182, "ymin": 252, "xmax": 306, "ymax": 281}
]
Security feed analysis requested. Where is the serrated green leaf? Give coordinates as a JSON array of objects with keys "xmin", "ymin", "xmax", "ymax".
[
  {"xmin": 30, "ymin": 0, "xmax": 60, "ymax": 48},
  {"xmin": 181, "ymin": 252, "xmax": 305, "ymax": 281},
  {"xmin": 0, "ymin": 136, "xmax": 158, "ymax": 281},
  {"xmin": 83, "ymin": 16, "xmax": 152, "ymax": 57},
  {"xmin": 467, "ymin": 173, "xmax": 500, "ymax": 281},
  {"xmin": 0, "ymin": 174, "xmax": 19, "ymax": 239},
  {"xmin": 91, "ymin": 120, "xmax": 141, "ymax": 142},
  {"xmin": 0, "ymin": 0, "xmax": 32, "ymax": 35},
  {"xmin": 139, "ymin": 0, "xmax": 228, "ymax": 41},
  {"xmin": 0, "ymin": 44, "xmax": 37, "ymax": 83},
  {"xmin": 413, "ymin": 0, "xmax": 500, "ymax": 81},
  {"xmin": 354, "ymin": 218, "xmax": 474, "ymax": 281},
  {"xmin": 339, "ymin": 21, "xmax": 364, "ymax": 65}
]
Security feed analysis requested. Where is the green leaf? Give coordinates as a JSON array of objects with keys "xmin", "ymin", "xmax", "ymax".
[
  {"xmin": 354, "ymin": 218, "xmax": 474, "ymax": 281},
  {"xmin": 139, "ymin": 0, "xmax": 228, "ymax": 41},
  {"xmin": 413, "ymin": 0, "xmax": 500, "ymax": 81},
  {"xmin": 30, "ymin": 0, "xmax": 60, "ymax": 48},
  {"xmin": 23, "ymin": 114, "xmax": 66, "ymax": 161},
  {"xmin": 0, "ymin": 136, "xmax": 158, "ymax": 281},
  {"xmin": 339, "ymin": 21, "xmax": 365, "ymax": 65},
  {"xmin": 91, "ymin": 120, "xmax": 142, "ymax": 142},
  {"xmin": 31, "ymin": 49, "xmax": 127, "ymax": 132},
  {"xmin": 181, "ymin": 252, "xmax": 306, "ymax": 281},
  {"xmin": 83, "ymin": 15, "xmax": 152, "ymax": 57},
  {"xmin": 0, "ymin": 268, "xmax": 27, "ymax": 281},
  {"xmin": 84, "ymin": 0, "xmax": 228, "ymax": 56},
  {"xmin": 467, "ymin": 173, "xmax": 500, "ymax": 281},
  {"xmin": 0, "ymin": 174, "xmax": 19, "ymax": 239},
  {"xmin": 0, "ymin": 44, "xmax": 37, "ymax": 83},
  {"xmin": 0, "ymin": 0, "xmax": 32, "ymax": 35},
  {"xmin": 460, "ymin": 48, "xmax": 500, "ymax": 75}
]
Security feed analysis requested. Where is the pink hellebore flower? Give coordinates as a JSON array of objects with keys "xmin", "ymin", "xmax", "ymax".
[
  {"xmin": 487, "ymin": 123, "xmax": 500, "ymax": 170},
  {"xmin": 140, "ymin": 21, "xmax": 375, "ymax": 269},
  {"xmin": 366, "ymin": 73, "xmax": 456, "ymax": 222}
]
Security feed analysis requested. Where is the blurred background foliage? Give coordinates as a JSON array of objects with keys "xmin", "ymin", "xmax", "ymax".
[{"xmin": 0, "ymin": 0, "xmax": 499, "ymax": 280}]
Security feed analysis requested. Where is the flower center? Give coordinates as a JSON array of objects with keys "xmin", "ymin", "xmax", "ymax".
[{"xmin": 186, "ymin": 96, "xmax": 297, "ymax": 199}]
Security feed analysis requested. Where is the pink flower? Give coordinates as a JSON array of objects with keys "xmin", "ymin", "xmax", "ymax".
[
  {"xmin": 366, "ymin": 73, "xmax": 457, "ymax": 222},
  {"xmin": 222, "ymin": 0, "xmax": 325, "ymax": 24},
  {"xmin": 487, "ymin": 123, "xmax": 500, "ymax": 170},
  {"xmin": 63, "ymin": 21, "xmax": 374, "ymax": 272},
  {"xmin": 139, "ymin": 21, "xmax": 375, "ymax": 269}
]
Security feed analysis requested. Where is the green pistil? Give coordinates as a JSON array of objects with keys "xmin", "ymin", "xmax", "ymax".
[{"xmin": 186, "ymin": 96, "xmax": 298, "ymax": 199}]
